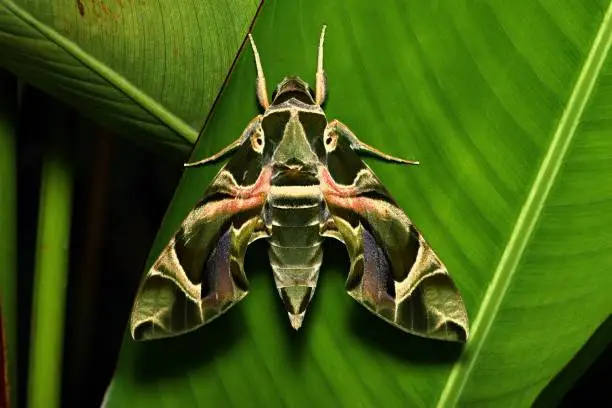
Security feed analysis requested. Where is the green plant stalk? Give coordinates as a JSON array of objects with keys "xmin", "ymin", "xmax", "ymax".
[
  {"xmin": 0, "ymin": 70, "xmax": 18, "ymax": 408},
  {"xmin": 27, "ymin": 141, "xmax": 73, "ymax": 408}
]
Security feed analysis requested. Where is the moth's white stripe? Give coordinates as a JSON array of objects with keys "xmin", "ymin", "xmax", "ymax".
[
  {"xmin": 271, "ymin": 220, "xmax": 320, "ymax": 227},
  {"xmin": 270, "ymin": 265, "xmax": 322, "ymax": 270},
  {"xmin": 270, "ymin": 185, "xmax": 322, "ymax": 198},
  {"xmin": 437, "ymin": 3, "xmax": 612, "ymax": 407},
  {"xmin": 268, "ymin": 189, "xmax": 321, "ymax": 208},
  {"xmin": 268, "ymin": 241, "xmax": 322, "ymax": 249},
  {"xmin": 268, "ymin": 203, "xmax": 320, "ymax": 210}
]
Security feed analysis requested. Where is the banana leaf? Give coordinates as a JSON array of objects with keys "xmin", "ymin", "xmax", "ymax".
[
  {"xmin": 104, "ymin": 1, "xmax": 612, "ymax": 407},
  {"xmin": 1, "ymin": 0, "xmax": 610, "ymax": 407}
]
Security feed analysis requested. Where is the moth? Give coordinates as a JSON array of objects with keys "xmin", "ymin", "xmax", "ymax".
[{"xmin": 130, "ymin": 26, "xmax": 470, "ymax": 342}]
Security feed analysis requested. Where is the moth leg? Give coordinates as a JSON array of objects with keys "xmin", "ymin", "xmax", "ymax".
[
  {"xmin": 248, "ymin": 34, "xmax": 269, "ymax": 109},
  {"xmin": 315, "ymin": 25, "xmax": 327, "ymax": 105},
  {"xmin": 184, "ymin": 115, "xmax": 262, "ymax": 167},
  {"xmin": 328, "ymin": 119, "xmax": 420, "ymax": 165}
]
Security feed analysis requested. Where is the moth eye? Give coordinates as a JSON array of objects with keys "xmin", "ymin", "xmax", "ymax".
[
  {"xmin": 323, "ymin": 131, "xmax": 338, "ymax": 152},
  {"xmin": 251, "ymin": 131, "xmax": 265, "ymax": 153}
]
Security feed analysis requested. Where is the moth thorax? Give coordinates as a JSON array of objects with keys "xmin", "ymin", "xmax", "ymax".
[{"xmin": 266, "ymin": 177, "xmax": 325, "ymax": 329}]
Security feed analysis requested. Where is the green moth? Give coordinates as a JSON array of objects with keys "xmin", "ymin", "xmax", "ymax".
[{"xmin": 130, "ymin": 26, "xmax": 470, "ymax": 342}]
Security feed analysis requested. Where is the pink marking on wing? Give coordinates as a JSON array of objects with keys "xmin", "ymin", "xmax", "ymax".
[
  {"xmin": 318, "ymin": 166, "xmax": 357, "ymax": 197},
  {"xmin": 203, "ymin": 166, "xmax": 272, "ymax": 219},
  {"xmin": 236, "ymin": 166, "xmax": 273, "ymax": 198},
  {"xmin": 319, "ymin": 166, "xmax": 390, "ymax": 217}
]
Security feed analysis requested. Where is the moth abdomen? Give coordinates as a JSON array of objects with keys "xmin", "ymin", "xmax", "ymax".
[
  {"xmin": 266, "ymin": 185, "xmax": 326, "ymax": 329},
  {"xmin": 268, "ymin": 239, "xmax": 323, "ymax": 329}
]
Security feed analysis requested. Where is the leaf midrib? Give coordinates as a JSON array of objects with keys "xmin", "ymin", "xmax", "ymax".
[
  {"xmin": 437, "ymin": 3, "xmax": 612, "ymax": 406},
  {"xmin": 2, "ymin": 0, "xmax": 198, "ymax": 145}
]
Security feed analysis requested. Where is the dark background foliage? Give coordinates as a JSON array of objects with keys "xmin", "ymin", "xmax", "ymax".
[{"xmin": 13, "ymin": 87, "xmax": 181, "ymax": 407}]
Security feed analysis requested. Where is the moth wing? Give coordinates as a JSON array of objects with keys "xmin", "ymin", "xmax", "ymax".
[
  {"xmin": 321, "ymin": 137, "xmax": 469, "ymax": 342},
  {"xmin": 130, "ymin": 143, "xmax": 270, "ymax": 341}
]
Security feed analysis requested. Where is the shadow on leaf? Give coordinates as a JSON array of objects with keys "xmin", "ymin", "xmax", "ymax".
[
  {"xmin": 349, "ymin": 299, "xmax": 464, "ymax": 365},
  {"xmin": 247, "ymin": 240, "xmax": 312, "ymax": 365},
  {"xmin": 132, "ymin": 292, "xmax": 248, "ymax": 382}
]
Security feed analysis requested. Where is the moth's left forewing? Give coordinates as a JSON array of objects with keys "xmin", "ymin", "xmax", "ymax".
[
  {"xmin": 320, "ymin": 138, "xmax": 469, "ymax": 342},
  {"xmin": 130, "ymin": 133, "xmax": 271, "ymax": 341},
  {"xmin": 131, "ymin": 211, "xmax": 266, "ymax": 341}
]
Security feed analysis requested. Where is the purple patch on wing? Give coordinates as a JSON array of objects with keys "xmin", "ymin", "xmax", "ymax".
[
  {"xmin": 202, "ymin": 229, "xmax": 232, "ymax": 304},
  {"xmin": 361, "ymin": 227, "xmax": 395, "ymax": 312}
]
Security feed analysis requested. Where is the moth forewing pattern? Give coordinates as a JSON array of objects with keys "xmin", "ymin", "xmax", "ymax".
[{"xmin": 130, "ymin": 26, "xmax": 470, "ymax": 342}]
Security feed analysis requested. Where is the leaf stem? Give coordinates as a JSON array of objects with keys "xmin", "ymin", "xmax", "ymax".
[
  {"xmin": 27, "ymin": 123, "xmax": 73, "ymax": 408},
  {"xmin": 0, "ymin": 70, "xmax": 18, "ymax": 408}
]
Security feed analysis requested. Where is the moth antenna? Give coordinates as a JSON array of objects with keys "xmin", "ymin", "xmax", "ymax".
[
  {"xmin": 315, "ymin": 25, "xmax": 327, "ymax": 105},
  {"xmin": 248, "ymin": 33, "xmax": 270, "ymax": 109}
]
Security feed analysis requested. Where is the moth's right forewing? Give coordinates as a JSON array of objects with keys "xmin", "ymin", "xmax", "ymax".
[
  {"xmin": 130, "ymin": 142, "xmax": 271, "ymax": 341},
  {"xmin": 321, "ymin": 133, "xmax": 469, "ymax": 342}
]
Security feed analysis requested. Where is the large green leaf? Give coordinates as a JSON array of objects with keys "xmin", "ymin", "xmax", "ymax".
[
  {"xmin": 105, "ymin": 1, "xmax": 612, "ymax": 406},
  {"xmin": 0, "ymin": 0, "xmax": 260, "ymax": 153}
]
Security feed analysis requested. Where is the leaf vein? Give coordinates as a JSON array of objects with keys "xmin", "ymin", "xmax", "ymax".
[{"xmin": 2, "ymin": 0, "xmax": 198, "ymax": 145}]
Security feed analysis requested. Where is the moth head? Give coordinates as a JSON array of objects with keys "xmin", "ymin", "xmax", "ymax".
[{"xmin": 271, "ymin": 77, "xmax": 316, "ymax": 106}]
